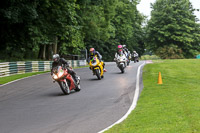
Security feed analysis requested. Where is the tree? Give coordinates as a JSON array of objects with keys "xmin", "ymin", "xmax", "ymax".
[
  {"xmin": 0, "ymin": 0, "xmax": 145, "ymax": 61},
  {"xmin": 112, "ymin": 0, "xmax": 145, "ymax": 56},
  {"xmin": 146, "ymin": 0, "xmax": 200, "ymax": 59}
]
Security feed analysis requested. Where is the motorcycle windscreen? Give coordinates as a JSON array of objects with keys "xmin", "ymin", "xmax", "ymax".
[{"xmin": 91, "ymin": 57, "xmax": 97, "ymax": 66}]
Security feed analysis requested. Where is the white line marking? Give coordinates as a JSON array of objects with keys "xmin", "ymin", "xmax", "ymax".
[{"xmin": 98, "ymin": 62, "xmax": 146, "ymax": 133}]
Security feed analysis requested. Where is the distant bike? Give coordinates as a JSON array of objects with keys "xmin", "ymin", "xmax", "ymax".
[
  {"xmin": 133, "ymin": 54, "xmax": 139, "ymax": 63},
  {"xmin": 51, "ymin": 66, "xmax": 80, "ymax": 95},
  {"xmin": 89, "ymin": 55, "xmax": 104, "ymax": 80}
]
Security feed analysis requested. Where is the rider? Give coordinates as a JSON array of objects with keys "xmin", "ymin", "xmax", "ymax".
[
  {"xmin": 114, "ymin": 45, "xmax": 126, "ymax": 60},
  {"xmin": 133, "ymin": 50, "xmax": 139, "ymax": 58},
  {"xmin": 51, "ymin": 54, "xmax": 78, "ymax": 83},
  {"xmin": 122, "ymin": 45, "xmax": 129, "ymax": 58},
  {"xmin": 89, "ymin": 48, "xmax": 106, "ymax": 72}
]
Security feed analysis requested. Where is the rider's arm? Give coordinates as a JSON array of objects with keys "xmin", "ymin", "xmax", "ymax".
[
  {"xmin": 51, "ymin": 62, "xmax": 56, "ymax": 75},
  {"xmin": 61, "ymin": 58, "xmax": 69, "ymax": 67},
  {"xmin": 96, "ymin": 51, "xmax": 102, "ymax": 60}
]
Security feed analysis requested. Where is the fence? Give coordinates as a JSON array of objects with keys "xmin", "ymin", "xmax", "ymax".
[{"xmin": 0, "ymin": 60, "xmax": 87, "ymax": 77}]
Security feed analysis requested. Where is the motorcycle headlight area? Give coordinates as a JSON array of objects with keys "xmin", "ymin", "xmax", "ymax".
[
  {"xmin": 92, "ymin": 62, "xmax": 97, "ymax": 66},
  {"xmin": 119, "ymin": 58, "xmax": 124, "ymax": 62},
  {"xmin": 58, "ymin": 71, "xmax": 64, "ymax": 78},
  {"xmin": 53, "ymin": 74, "xmax": 58, "ymax": 79}
]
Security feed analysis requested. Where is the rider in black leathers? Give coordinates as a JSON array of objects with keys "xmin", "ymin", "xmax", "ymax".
[{"xmin": 51, "ymin": 54, "xmax": 78, "ymax": 83}]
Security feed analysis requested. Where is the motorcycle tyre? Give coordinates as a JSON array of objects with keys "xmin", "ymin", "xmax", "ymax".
[
  {"xmin": 121, "ymin": 69, "xmax": 124, "ymax": 73},
  {"xmin": 120, "ymin": 67, "xmax": 124, "ymax": 73},
  {"xmin": 95, "ymin": 69, "xmax": 101, "ymax": 80},
  {"xmin": 75, "ymin": 82, "xmax": 81, "ymax": 92},
  {"xmin": 59, "ymin": 81, "xmax": 70, "ymax": 95}
]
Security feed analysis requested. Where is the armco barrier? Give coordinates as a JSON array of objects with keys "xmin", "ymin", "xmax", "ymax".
[{"xmin": 0, "ymin": 60, "xmax": 86, "ymax": 77}]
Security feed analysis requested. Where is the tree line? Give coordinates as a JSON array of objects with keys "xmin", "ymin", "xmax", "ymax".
[
  {"xmin": 0, "ymin": 0, "xmax": 144, "ymax": 61},
  {"xmin": 0, "ymin": 0, "xmax": 199, "ymax": 61},
  {"xmin": 146, "ymin": 0, "xmax": 200, "ymax": 59}
]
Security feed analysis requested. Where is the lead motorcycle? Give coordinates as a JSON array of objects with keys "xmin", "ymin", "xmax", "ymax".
[
  {"xmin": 51, "ymin": 66, "xmax": 80, "ymax": 95},
  {"xmin": 114, "ymin": 51, "xmax": 127, "ymax": 73}
]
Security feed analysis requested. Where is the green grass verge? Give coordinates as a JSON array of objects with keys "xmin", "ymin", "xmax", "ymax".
[
  {"xmin": 0, "ymin": 71, "xmax": 49, "ymax": 84},
  {"xmin": 106, "ymin": 59, "xmax": 200, "ymax": 133},
  {"xmin": 0, "ymin": 65, "xmax": 89, "ymax": 85}
]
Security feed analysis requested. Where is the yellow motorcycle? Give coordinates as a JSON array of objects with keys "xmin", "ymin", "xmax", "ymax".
[{"xmin": 89, "ymin": 56, "xmax": 104, "ymax": 80}]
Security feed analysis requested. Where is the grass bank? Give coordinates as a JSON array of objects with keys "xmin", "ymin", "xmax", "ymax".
[
  {"xmin": 140, "ymin": 55, "xmax": 160, "ymax": 60},
  {"xmin": 106, "ymin": 59, "xmax": 200, "ymax": 133}
]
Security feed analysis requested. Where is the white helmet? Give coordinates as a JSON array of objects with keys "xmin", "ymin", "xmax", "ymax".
[{"xmin": 53, "ymin": 54, "xmax": 60, "ymax": 62}]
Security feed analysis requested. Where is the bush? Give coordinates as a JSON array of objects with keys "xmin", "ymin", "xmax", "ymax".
[
  {"xmin": 141, "ymin": 55, "xmax": 160, "ymax": 60},
  {"xmin": 155, "ymin": 44, "xmax": 184, "ymax": 59}
]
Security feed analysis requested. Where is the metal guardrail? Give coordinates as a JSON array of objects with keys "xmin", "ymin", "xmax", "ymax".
[{"xmin": 0, "ymin": 60, "xmax": 87, "ymax": 77}]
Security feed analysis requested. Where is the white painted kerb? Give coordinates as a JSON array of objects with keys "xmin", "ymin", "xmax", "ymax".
[{"xmin": 98, "ymin": 62, "xmax": 146, "ymax": 133}]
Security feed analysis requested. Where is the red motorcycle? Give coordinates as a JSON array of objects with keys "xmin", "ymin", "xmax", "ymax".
[{"xmin": 51, "ymin": 66, "xmax": 80, "ymax": 95}]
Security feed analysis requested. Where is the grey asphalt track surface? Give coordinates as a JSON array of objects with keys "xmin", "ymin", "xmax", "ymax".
[{"xmin": 0, "ymin": 61, "xmax": 145, "ymax": 133}]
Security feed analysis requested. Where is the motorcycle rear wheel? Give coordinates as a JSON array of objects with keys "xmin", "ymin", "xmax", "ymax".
[{"xmin": 59, "ymin": 81, "xmax": 70, "ymax": 95}]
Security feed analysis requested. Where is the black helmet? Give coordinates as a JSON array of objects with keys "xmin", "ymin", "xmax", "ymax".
[{"xmin": 53, "ymin": 54, "xmax": 60, "ymax": 62}]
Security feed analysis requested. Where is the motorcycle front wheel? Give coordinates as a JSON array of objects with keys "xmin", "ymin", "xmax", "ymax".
[
  {"xmin": 58, "ymin": 81, "xmax": 70, "ymax": 95},
  {"xmin": 75, "ymin": 79, "xmax": 81, "ymax": 92},
  {"xmin": 95, "ymin": 69, "xmax": 101, "ymax": 80},
  {"xmin": 120, "ymin": 68, "xmax": 124, "ymax": 73},
  {"xmin": 119, "ymin": 65, "xmax": 125, "ymax": 73}
]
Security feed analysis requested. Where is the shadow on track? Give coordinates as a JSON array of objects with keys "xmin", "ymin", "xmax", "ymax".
[{"xmin": 42, "ymin": 90, "xmax": 79, "ymax": 97}]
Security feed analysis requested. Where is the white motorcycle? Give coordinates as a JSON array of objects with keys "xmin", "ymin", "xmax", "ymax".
[{"xmin": 114, "ymin": 52, "xmax": 127, "ymax": 73}]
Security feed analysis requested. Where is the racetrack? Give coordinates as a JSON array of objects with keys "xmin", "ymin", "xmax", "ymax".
[{"xmin": 0, "ymin": 61, "xmax": 145, "ymax": 133}]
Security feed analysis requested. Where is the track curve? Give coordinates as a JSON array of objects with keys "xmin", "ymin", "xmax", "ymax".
[{"xmin": 0, "ymin": 61, "xmax": 145, "ymax": 133}]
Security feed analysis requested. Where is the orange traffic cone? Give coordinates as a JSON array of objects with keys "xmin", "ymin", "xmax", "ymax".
[{"xmin": 157, "ymin": 72, "xmax": 163, "ymax": 84}]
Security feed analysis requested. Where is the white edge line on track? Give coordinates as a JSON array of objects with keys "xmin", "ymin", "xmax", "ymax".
[{"xmin": 98, "ymin": 62, "xmax": 146, "ymax": 133}]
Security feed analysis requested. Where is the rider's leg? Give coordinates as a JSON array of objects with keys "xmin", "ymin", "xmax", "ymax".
[{"xmin": 67, "ymin": 68, "xmax": 78, "ymax": 82}]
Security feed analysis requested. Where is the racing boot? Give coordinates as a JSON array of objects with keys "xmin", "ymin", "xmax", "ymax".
[{"xmin": 103, "ymin": 62, "xmax": 107, "ymax": 72}]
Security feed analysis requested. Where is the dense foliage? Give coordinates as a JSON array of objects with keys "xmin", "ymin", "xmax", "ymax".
[
  {"xmin": 0, "ymin": 0, "xmax": 144, "ymax": 61},
  {"xmin": 146, "ymin": 0, "xmax": 200, "ymax": 59}
]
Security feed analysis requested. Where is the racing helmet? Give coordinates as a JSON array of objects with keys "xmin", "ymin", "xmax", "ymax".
[
  {"xmin": 118, "ymin": 45, "xmax": 123, "ymax": 52},
  {"xmin": 53, "ymin": 54, "xmax": 60, "ymax": 62},
  {"xmin": 89, "ymin": 48, "xmax": 95, "ymax": 55}
]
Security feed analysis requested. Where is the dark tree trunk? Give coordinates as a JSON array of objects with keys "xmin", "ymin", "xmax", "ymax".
[{"xmin": 52, "ymin": 36, "xmax": 58, "ymax": 54}]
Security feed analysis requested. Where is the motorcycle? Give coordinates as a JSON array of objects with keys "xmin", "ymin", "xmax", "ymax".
[
  {"xmin": 89, "ymin": 55, "xmax": 104, "ymax": 80},
  {"xmin": 51, "ymin": 66, "xmax": 80, "ymax": 95},
  {"xmin": 115, "ymin": 51, "xmax": 127, "ymax": 73},
  {"xmin": 133, "ymin": 53, "xmax": 139, "ymax": 63}
]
